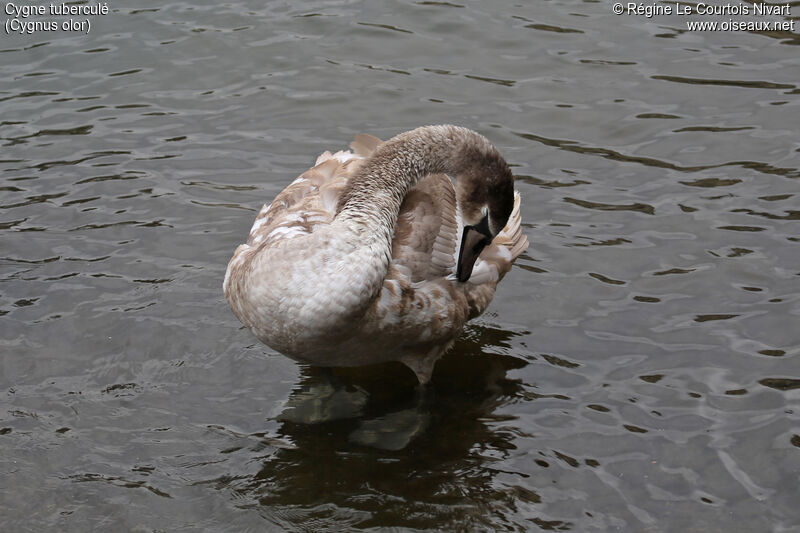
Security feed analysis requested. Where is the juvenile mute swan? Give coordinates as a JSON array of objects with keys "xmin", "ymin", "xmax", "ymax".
[{"xmin": 224, "ymin": 125, "xmax": 528, "ymax": 383}]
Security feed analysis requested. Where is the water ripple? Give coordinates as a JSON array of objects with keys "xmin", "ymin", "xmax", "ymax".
[{"xmin": 2, "ymin": 0, "xmax": 799, "ymax": 531}]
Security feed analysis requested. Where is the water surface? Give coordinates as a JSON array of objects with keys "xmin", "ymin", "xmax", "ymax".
[{"xmin": 1, "ymin": 1, "xmax": 799, "ymax": 531}]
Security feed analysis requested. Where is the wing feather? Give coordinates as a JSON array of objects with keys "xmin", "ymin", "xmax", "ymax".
[
  {"xmin": 245, "ymin": 153, "xmax": 364, "ymax": 249},
  {"xmin": 390, "ymin": 173, "xmax": 458, "ymax": 283}
]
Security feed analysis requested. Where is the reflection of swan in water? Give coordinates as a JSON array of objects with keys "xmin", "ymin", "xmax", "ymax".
[
  {"xmin": 200, "ymin": 323, "xmax": 539, "ymax": 529},
  {"xmin": 277, "ymin": 371, "xmax": 427, "ymax": 452},
  {"xmin": 236, "ymin": 324, "xmax": 531, "ymax": 528},
  {"xmin": 275, "ymin": 322, "xmax": 529, "ymax": 452}
]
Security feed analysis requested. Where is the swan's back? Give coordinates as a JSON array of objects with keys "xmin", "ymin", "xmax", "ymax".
[{"xmin": 245, "ymin": 152, "xmax": 357, "ymax": 249}]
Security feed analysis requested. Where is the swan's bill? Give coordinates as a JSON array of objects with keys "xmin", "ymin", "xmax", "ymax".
[{"xmin": 456, "ymin": 214, "xmax": 492, "ymax": 282}]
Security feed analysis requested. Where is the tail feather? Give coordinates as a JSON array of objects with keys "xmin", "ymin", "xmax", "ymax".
[
  {"xmin": 350, "ymin": 133, "xmax": 383, "ymax": 157},
  {"xmin": 493, "ymin": 191, "xmax": 528, "ymax": 263}
]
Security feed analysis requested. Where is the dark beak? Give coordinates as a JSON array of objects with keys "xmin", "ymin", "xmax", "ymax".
[{"xmin": 456, "ymin": 215, "xmax": 492, "ymax": 282}]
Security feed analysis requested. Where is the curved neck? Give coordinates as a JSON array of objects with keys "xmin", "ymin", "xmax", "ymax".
[{"xmin": 336, "ymin": 125, "xmax": 496, "ymax": 235}]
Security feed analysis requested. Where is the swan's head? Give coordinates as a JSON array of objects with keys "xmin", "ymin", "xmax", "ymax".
[
  {"xmin": 343, "ymin": 124, "xmax": 516, "ymax": 283},
  {"xmin": 452, "ymin": 135, "xmax": 515, "ymax": 282}
]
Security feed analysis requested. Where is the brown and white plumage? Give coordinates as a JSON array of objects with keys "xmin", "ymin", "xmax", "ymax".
[{"xmin": 224, "ymin": 125, "xmax": 528, "ymax": 383}]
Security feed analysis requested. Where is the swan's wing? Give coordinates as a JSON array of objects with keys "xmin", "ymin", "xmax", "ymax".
[
  {"xmin": 245, "ymin": 151, "xmax": 364, "ymax": 249},
  {"xmin": 392, "ymin": 180, "xmax": 528, "ymax": 287},
  {"xmin": 225, "ymin": 150, "xmax": 363, "ymax": 296},
  {"xmin": 373, "ymin": 190, "xmax": 528, "ymax": 335},
  {"xmin": 244, "ymin": 133, "xmax": 384, "ymax": 250},
  {"xmin": 366, "ymin": 174, "xmax": 463, "ymax": 358},
  {"xmin": 390, "ymin": 173, "xmax": 458, "ymax": 283}
]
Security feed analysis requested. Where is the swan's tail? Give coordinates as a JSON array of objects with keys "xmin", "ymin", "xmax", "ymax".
[{"xmin": 496, "ymin": 191, "xmax": 529, "ymax": 262}]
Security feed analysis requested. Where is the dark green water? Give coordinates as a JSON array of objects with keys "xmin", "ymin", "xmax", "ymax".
[{"xmin": 1, "ymin": 1, "xmax": 799, "ymax": 531}]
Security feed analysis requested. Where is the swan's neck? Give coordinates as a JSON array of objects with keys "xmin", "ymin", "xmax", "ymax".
[{"xmin": 336, "ymin": 125, "xmax": 482, "ymax": 236}]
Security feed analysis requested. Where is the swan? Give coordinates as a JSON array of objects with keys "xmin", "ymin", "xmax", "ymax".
[{"xmin": 223, "ymin": 125, "xmax": 528, "ymax": 383}]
